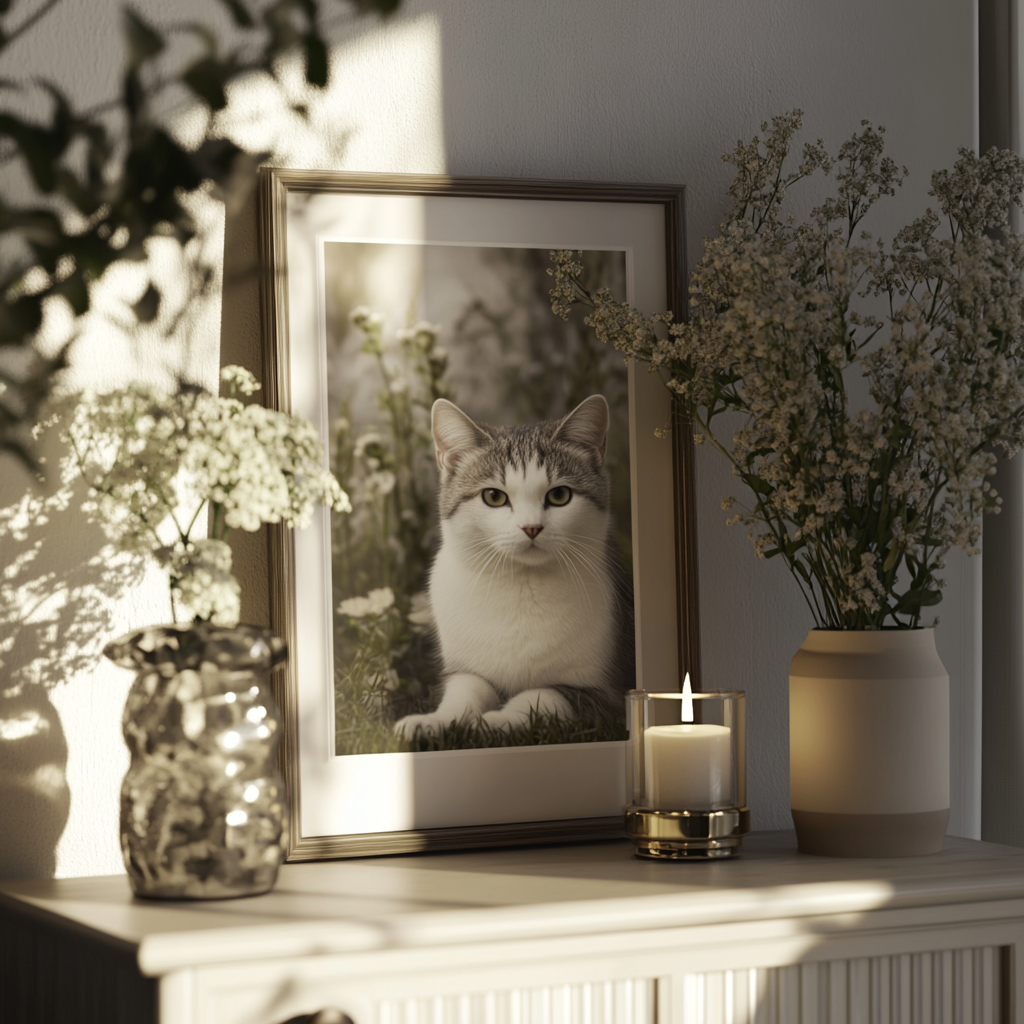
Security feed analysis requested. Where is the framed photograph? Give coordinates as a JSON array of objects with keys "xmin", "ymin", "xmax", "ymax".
[{"xmin": 258, "ymin": 170, "xmax": 697, "ymax": 860}]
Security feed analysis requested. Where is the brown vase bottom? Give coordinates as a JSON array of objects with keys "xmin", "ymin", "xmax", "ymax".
[{"xmin": 792, "ymin": 808, "xmax": 950, "ymax": 857}]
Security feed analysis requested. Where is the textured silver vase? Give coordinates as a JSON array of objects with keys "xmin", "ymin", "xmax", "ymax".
[{"xmin": 105, "ymin": 623, "xmax": 288, "ymax": 899}]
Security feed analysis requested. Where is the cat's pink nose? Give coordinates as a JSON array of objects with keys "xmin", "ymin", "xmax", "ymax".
[{"xmin": 521, "ymin": 525, "xmax": 543, "ymax": 540}]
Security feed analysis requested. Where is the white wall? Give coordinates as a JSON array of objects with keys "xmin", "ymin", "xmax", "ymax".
[{"xmin": 0, "ymin": 0, "xmax": 977, "ymax": 879}]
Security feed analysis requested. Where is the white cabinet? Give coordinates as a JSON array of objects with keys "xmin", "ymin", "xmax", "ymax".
[{"xmin": 3, "ymin": 831, "xmax": 1024, "ymax": 1024}]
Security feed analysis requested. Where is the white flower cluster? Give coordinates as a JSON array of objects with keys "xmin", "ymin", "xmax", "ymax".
[
  {"xmin": 63, "ymin": 365, "xmax": 351, "ymax": 626},
  {"xmin": 165, "ymin": 539, "xmax": 240, "ymax": 626},
  {"xmin": 551, "ymin": 112, "xmax": 1024, "ymax": 628},
  {"xmin": 337, "ymin": 586, "xmax": 395, "ymax": 619}
]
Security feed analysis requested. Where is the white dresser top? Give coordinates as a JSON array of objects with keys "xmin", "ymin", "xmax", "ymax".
[{"xmin": 3, "ymin": 830, "xmax": 1024, "ymax": 976}]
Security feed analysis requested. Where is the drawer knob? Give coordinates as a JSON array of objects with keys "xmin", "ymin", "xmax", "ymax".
[{"xmin": 280, "ymin": 1012, "xmax": 353, "ymax": 1024}]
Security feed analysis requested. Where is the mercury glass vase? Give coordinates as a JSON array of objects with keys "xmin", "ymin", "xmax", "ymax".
[{"xmin": 104, "ymin": 623, "xmax": 288, "ymax": 899}]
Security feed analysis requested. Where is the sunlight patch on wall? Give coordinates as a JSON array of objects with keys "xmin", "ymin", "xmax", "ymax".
[
  {"xmin": 0, "ymin": 711, "xmax": 48, "ymax": 742},
  {"xmin": 49, "ymin": 551, "xmax": 176, "ymax": 879},
  {"xmin": 218, "ymin": 13, "xmax": 447, "ymax": 175},
  {"xmin": 47, "ymin": 190, "xmax": 226, "ymax": 397},
  {"xmin": 0, "ymin": 448, "xmax": 193, "ymax": 879}
]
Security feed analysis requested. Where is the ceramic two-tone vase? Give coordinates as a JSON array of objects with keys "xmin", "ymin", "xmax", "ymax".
[
  {"xmin": 105, "ymin": 623, "xmax": 288, "ymax": 898},
  {"xmin": 789, "ymin": 628, "xmax": 949, "ymax": 858}
]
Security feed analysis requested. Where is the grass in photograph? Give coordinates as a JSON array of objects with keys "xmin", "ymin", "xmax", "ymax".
[{"xmin": 334, "ymin": 674, "xmax": 627, "ymax": 757}]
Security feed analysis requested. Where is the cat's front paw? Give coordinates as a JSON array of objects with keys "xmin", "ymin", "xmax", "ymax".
[
  {"xmin": 480, "ymin": 707, "xmax": 530, "ymax": 731},
  {"xmin": 480, "ymin": 689, "xmax": 574, "ymax": 732},
  {"xmin": 393, "ymin": 713, "xmax": 453, "ymax": 741}
]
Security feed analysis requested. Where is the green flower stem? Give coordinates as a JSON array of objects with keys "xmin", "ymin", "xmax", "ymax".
[{"xmin": 184, "ymin": 500, "xmax": 208, "ymax": 542}]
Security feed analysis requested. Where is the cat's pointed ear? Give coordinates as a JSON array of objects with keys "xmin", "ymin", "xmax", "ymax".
[
  {"xmin": 432, "ymin": 399, "xmax": 486, "ymax": 471},
  {"xmin": 554, "ymin": 395, "xmax": 609, "ymax": 462}
]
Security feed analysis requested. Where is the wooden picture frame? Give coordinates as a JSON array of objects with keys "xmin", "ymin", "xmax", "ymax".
[{"xmin": 258, "ymin": 170, "xmax": 697, "ymax": 860}]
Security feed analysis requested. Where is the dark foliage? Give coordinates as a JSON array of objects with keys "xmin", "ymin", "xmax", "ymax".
[{"xmin": 0, "ymin": 0, "xmax": 400, "ymax": 469}]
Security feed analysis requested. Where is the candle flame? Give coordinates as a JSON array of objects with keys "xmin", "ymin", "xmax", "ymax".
[{"xmin": 681, "ymin": 672, "xmax": 694, "ymax": 723}]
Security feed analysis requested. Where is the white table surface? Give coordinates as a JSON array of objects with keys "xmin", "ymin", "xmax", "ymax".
[{"xmin": 3, "ymin": 830, "xmax": 1024, "ymax": 977}]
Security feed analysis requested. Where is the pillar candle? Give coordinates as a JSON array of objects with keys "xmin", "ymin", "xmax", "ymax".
[{"xmin": 644, "ymin": 674, "xmax": 733, "ymax": 810}]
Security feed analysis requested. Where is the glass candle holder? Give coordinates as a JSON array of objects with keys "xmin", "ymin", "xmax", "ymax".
[{"xmin": 625, "ymin": 688, "xmax": 749, "ymax": 859}]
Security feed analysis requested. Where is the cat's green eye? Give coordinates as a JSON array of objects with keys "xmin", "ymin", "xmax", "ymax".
[
  {"xmin": 546, "ymin": 486, "xmax": 572, "ymax": 507},
  {"xmin": 482, "ymin": 488, "xmax": 509, "ymax": 508}
]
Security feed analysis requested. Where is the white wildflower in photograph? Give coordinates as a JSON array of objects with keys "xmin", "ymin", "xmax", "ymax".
[
  {"xmin": 338, "ymin": 586, "xmax": 395, "ymax": 619},
  {"xmin": 365, "ymin": 470, "xmax": 397, "ymax": 497},
  {"xmin": 406, "ymin": 590, "xmax": 434, "ymax": 628}
]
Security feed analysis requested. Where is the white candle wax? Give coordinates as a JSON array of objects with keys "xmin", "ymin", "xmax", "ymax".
[{"xmin": 644, "ymin": 723, "xmax": 733, "ymax": 810}]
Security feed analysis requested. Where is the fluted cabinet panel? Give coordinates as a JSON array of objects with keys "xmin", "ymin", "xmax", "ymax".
[
  {"xmin": 374, "ymin": 979, "xmax": 656, "ymax": 1024},
  {"xmin": 674, "ymin": 946, "xmax": 1002, "ymax": 1024},
  {"xmin": 254, "ymin": 948, "xmax": 1002, "ymax": 1024}
]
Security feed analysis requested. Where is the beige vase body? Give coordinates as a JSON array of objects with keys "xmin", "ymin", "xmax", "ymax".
[{"xmin": 790, "ymin": 629, "xmax": 949, "ymax": 857}]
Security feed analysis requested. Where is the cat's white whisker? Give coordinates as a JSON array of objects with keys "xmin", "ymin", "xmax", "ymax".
[
  {"xmin": 559, "ymin": 538, "xmax": 609, "ymax": 583},
  {"xmin": 553, "ymin": 548, "xmax": 595, "ymax": 610},
  {"xmin": 465, "ymin": 546, "xmax": 508, "ymax": 595}
]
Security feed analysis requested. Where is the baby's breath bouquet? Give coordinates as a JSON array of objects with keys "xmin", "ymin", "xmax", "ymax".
[
  {"xmin": 551, "ymin": 111, "xmax": 1024, "ymax": 629},
  {"xmin": 62, "ymin": 365, "xmax": 349, "ymax": 625}
]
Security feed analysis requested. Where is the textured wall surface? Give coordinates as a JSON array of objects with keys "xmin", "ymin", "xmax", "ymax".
[{"xmin": 0, "ymin": 0, "xmax": 976, "ymax": 879}]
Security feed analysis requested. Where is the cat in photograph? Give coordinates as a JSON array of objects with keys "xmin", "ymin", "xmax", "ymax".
[{"xmin": 393, "ymin": 394, "xmax": 635, "ymax": 740}]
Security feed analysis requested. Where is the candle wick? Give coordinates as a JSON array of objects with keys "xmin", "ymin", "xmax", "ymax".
[{"xmin": 682, "ymin": 671, "xmax": 694, "ymax": 724}]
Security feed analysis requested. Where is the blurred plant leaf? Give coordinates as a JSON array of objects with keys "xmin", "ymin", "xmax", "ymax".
[
  {"xmin": 182, "ymin": 57, "xmax": 232, "ymax": 111},
  {"xmin": 132, "ymin": 284, "xmax": 161, "ymax": 324},
  {"xmin": 350, "ymin": 0, "xmax": 401, "ymax": 12},
  {"xmin": 0, "ymin": 0, "xmax": 402, "ymax": 470},
  {"xmin": 123, "ymin": 8, "xmax": 164, "ymax": 69},
  {"xmin": 303, "ymin": 32, "xmax": 328, "ymax": 87},
  {"xmin": 217, "ymin": 0, "xmax": 255, "ymax": 28}
]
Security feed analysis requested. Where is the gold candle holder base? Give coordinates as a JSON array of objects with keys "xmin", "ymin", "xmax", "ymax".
[{"xmin": 625, "ymin": 806, "xmax": 751, "ymax": 859}]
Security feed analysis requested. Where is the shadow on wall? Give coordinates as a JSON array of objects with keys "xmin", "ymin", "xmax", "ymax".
[
  {"xmin": 0, "ymin": 448, "xmax": 144, "ymax": 880},
  {"xmin": 219, "ymin": 184, "xmax": 272, "ymax": 629}
]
